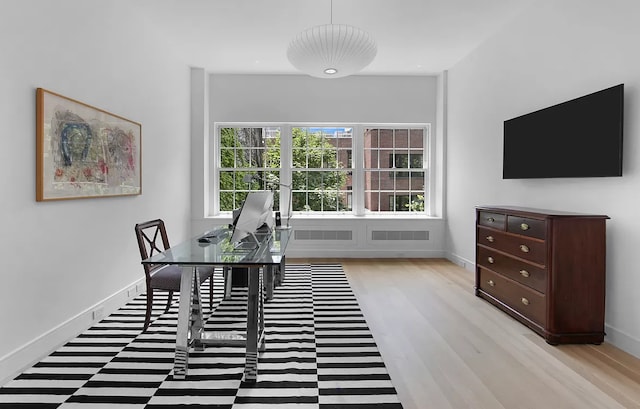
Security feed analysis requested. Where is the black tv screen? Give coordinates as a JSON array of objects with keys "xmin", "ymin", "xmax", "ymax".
[{"xmin": 503, "ymin": 84, "xmax": 624, "ymax": 179}]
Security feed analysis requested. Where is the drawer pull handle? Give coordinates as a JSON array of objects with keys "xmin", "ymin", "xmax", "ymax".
[
  {"xmin": 487, "ymin": 256, "xmax": 494, "ymax": 264},
  {"xmin": 488, "ymin": 280, "xmax": 495, "ymax": 287},
  {"xmin": 486, "ymin": 235, "xmax": 495, "ymax": 243},
  {"xmin": 520, "ymin": 269, "xmax": 530, "ymax": 278},
  {"xmin": 521, "ymin": 297, "xmax": 530, "ymax": 306},
  {"xmin": 487, "ymin": 217, "xmax": 495, "ymax": 223},
  {"xmin": 520, "ymin": 223, "xmax": 530, "ymax": 231},
  {"xmin": 519, "ymin": 245, "xmax": 530, "ymax": 253}
]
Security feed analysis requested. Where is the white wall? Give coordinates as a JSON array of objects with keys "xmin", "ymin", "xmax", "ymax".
[
  {"xmin": 0, "ymin": 1, "xmax": 193, "ymax": 383},
  {"xmin": 190, "ymin": 74, "xmax": 446, "ymax": 258},
  {"xmin": 446, "ymin": 0, "xmax": 640, "ymax": 357},
  {"xmin": 209, "ymin": 75, "xmax": 437, "ymax": 123}
]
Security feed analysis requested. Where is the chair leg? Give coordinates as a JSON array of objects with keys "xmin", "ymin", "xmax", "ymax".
[
  {"xmin": 144, "ymin": 288, "xmax": 153, "ymax": 332},
  {"xmin": 165, "ymin": 291, "xmax": 173, "ymax": 313}
]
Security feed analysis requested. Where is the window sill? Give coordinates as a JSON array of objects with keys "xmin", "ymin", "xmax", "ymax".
[{"xmin": 206, "ymin": 213, "xmax": 443, "ymax": 222}]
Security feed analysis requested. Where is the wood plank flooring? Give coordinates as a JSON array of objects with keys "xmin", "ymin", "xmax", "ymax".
[{"xmin": 289, "ymin": 258, "xmax": 640, "ymax": 409}]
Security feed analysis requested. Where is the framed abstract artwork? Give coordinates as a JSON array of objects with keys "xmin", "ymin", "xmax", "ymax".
[{"xmin": 36, "ymin": 88, "xmax": 142, "ymax": 201}]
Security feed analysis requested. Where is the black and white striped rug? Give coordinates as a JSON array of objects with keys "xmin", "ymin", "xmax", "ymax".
[{"xmin": 0, "ymin": 263, "xmax": 404, "ymax": 408}]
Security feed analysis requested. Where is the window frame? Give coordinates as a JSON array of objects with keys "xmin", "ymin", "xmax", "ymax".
[
  {"xmin": 217, "ymin": 126, "xmax": 282, "ymax": 212},
  {"xmin": 290, "ymin": 126, "xmax": 354, "ymax": 213},
  {"xmin": 212, "ymin": 122, "xmax": 433, "ymax": 217}
]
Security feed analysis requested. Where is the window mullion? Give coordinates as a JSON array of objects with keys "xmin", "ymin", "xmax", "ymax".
[
  {"xmin": 426, "ymin": 124, "xmax": 434, "ymax": 216},
  {"xmin": 352, "ymin": 125, "xmax": 364, "ymax": 216},
  {"xmin": 212, "ymin": 125, "xmax": 220, "ymax": 215},
  {"xmin": 280, "ymin": 125, "xmax": 292, "ymax": 218}
]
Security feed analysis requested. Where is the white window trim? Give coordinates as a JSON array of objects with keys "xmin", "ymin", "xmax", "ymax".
[{"xmin": 211, "ymin": 122, "xmax": 434, "ymax": 218}]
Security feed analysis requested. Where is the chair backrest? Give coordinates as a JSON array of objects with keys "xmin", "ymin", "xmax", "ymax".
[{"xmin": 135, "ymin": 219, "xmax": 171, "ymax": 278}]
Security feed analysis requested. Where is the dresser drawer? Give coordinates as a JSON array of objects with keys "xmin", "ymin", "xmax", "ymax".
[
  {"xmin": 507, "ymin": 216, "xmax": 546, "ymax": 239},
  {"xmin": 478, "ymin": 211, "xmax": 506, "ymax": 230},
  {"xmin": 477, "ymin": 227, "xmax": 546, "ymax": 265},
  {"xmin": 476, "ymin": 246, "xmax": 547, "ymax": 293},
  {"xmin": 478, "ymin": 226, "xmax": 505, "ymax": 248},
  {"xmin": 478, "ymin": 267, "xmax": 546, "ymax": 326}
]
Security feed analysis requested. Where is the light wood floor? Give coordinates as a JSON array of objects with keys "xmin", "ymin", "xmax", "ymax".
[{"xmin": 290, "ymin": 258, "xmax": 640, "ymax": 409}]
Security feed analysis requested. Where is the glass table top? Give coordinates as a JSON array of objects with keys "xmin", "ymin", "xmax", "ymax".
[{"xmin": 142, "ymin": 226, "xmax": 291, "ymax": 266}]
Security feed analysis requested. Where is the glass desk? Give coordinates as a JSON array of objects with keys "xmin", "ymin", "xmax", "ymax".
[{"xmin": 141, "ymin": 226, "xmax": 291, "ymax": 382}]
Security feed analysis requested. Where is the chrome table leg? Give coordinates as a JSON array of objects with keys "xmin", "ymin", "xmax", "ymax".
[
  {"xmin": 191, "ymin": 268, "xmax": 205, "ymax": 351},
  {"xmin": 244, "ymin": 266, "xmax": 265, "ymax": 382},
  {"xmin": 264, "ymin": 265, "xmax": 274, "ymax": 301},
  {"xmin": 223, "ymin": 267, "xmax": 232, "ymax": 300},
  {"xmin": 174, "ymin": 266, "xmax": 198, "ymax": 379}
]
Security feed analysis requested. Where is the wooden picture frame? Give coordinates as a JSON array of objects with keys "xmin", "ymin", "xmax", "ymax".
[{"xmin": 36, "ymin": 88, "xmax": 142, "ymax": 201}]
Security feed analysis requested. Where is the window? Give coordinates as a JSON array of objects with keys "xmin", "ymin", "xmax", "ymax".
[
  {"xmin": 291, "ymin": 127, "xmax": 352, "ymax": 212},
  {"xmin": 389, "ymin": 194, "xmax": 422, "ymax": 212},
  {"xmin": 218, "ymin": 127, "xmax": 281, "ymax": 211},
  {"xmin": 364, "ymin": 128, "xmax": 426, "ymax": 213},
  {"xmin": 216, "ymin": 124, "xmax": 430, "ymax": 216},
  {"xmin": 389, "ymin": 153, "xmax": 424, "ymax": 178}
]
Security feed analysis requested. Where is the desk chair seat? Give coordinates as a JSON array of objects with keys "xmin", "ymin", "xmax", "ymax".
[{"xmin": 135, "ymin": 219, "xmax": 214, "ymax": 331}]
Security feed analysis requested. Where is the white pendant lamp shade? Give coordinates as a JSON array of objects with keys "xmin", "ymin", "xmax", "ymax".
[{"xmin": 287, "ymin": 24, "xmax": 377, "ymax": 79}]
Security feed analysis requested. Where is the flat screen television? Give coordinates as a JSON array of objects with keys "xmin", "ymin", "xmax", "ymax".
[{"xmin": 502, "ymin": 84, "xmax": 624, "ymax": 179}]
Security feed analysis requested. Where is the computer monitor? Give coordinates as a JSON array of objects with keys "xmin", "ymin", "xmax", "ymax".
[{"xmin": 230, "ymin": 191, "xmax": 274, "ymax": 247}]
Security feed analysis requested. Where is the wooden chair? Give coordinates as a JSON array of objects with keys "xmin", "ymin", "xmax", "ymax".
[{"xmin": 135, "ymin": 219, "xmax": 214, "ymax": 331}]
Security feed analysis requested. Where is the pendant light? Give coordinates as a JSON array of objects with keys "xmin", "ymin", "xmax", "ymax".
[{"xmin": 287, "ymin": 0, "xmax": 377, "ymax": 78}]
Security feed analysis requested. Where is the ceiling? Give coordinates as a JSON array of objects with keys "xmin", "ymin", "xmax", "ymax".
[{"xmin": 137, "ymin": 0, "xmax": 534, "ymax": 76}]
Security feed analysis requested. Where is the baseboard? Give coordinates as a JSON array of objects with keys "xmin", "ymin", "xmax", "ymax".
[
  {"xmin": 0, "ymin": 278, "xmax": 144, "ymax": 386},
  {"xmin": 604, "ymin": 324, "xmax": 640, "ymax": 359},
  {"xmin": 447, "ymin": 252, "xmax": 475, "ymax": 272}
]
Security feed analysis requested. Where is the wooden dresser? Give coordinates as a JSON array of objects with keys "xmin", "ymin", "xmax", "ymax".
[{"xmin": 475, "ymin": 206, "xmax": 608, "ymax": 344}]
